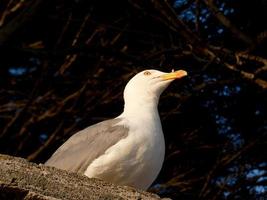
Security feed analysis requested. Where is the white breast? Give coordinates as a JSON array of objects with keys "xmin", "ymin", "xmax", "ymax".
[{"xmin": 84, "ymin": 116, "xmax": 165, "ymax": 190}]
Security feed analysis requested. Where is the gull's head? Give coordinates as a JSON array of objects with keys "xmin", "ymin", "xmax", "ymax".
[{"xmin": 123, "ymin": 69, "xmax": 187, "ymax": 108}]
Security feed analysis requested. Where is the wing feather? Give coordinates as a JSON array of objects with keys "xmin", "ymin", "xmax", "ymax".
[{"xmin": 45, "ymin": 118, "xmax": 128, "ymax": 173}]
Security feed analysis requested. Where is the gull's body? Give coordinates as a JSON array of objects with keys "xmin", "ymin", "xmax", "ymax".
[{"xmin": 45, "ymin": 69, "xmax": 187, "ymax": 190}]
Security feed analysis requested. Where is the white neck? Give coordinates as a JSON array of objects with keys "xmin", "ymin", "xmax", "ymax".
[{"xmin": 120, "ymin": 94, "xmax": 160, "ymax": 123}]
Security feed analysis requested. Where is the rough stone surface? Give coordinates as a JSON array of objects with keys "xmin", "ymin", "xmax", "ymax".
[{"xmin": 0, "ymin": 154, "xmax": 163, "ymax": 200}]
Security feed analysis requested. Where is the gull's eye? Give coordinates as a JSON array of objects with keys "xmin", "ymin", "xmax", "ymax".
[{"xmin": 144, "ymin": 71, "xmax": 151, "ymax": 76}]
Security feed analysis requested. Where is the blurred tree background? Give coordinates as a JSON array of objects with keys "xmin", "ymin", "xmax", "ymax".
[{"xmin": 0, "ymin": 0, "xmax": 266, "ymax": 199}]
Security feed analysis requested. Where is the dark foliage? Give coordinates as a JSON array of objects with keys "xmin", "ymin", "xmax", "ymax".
[{"xmin": 0, "ymin": 0, "xmax": 266, "ymax": 199}]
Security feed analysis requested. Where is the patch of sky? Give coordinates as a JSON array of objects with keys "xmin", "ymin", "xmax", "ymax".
[
  {"xmin": 257, "ymin": 177, "xmax": 267, "ymax": 183},
  {"xmin": 217, "ymin": 28, "xmax": 224, "ymax": 34},
  {"xmin": 215, "ymin": 114, "xmax": 231, "ymax": 135},
  {"xmin": 216, "ymin": 175, "xmax": 237, "ymax": 187},
  {"xmin": 259, "ymin": 162, "xmax": 267, "ymax": 168},
  {"xmin": 214, "ymin": 114, "xmax": 244, "ymax": 149},
  {"xmin": 213, "ymin": 85, "xmax": 241, "ymax": 97},
  {"xmin": 200, "ymin": 9, "xmax": 210, "ymax": 24},
  {"xmin": 224, "ymin": 8, "xmax": 235, "ymax": 15},
  {"xmin": 217, "ymin": 125, "xmax": 231, "ymax": 135},
  {"xmin": 174, "ymin": 0, "xmax": 209, "ymax": 23},
  {"xmin": 202, "ymin": 74, "xmax": 217, "ymax": 83},
  {"xmin": 221, "ymin": 85, "xmax": 231, "ymax": 96},
  {"xmin": 246, "ymin": 169, "xmax": 266, "ymax": 179},
  {"xmin": 150, "ymin": 183, "xmax": 172, "ymax": 195},
  {"xmin": 217, "ymin": 164, "xmax": 267, "ymax": 197},
  {"xmin": 201, "ymin": 99, "xmax": 215, "ymax": 108},
  {"xmin": 254, "ymin": 104, "xmax": 264, "ymax": 117},
  {"xmin": 255, "ymin": 109, "xmax": 261, "ymax": 116},
  {"xmin": 173, "ymin": 0, "xmax": 197, "ymax": 22},
  {"xmin": 180, "ymin": 9, "xmax": 196, "ymax": 21},
  {"xmin": 228, "ymin": 133, "xmax": 244, "ymax": 149},
  {"xmin": 223, "ymin": 191, "xmax": 230, "ymax": 198},
  {"xmin": 39, "ymin": 133, "xmax": 48, "ymax": 143},
  {"xmin": 246, "ymin": 167, "xmax": 267, "ymax": 195},
  {"xmin": 9, "ymin": 67, "xmax": 27, "ymax": 76},
  {"xmin": 215, "ymin": 114, "xmax": 227, "ymax": 126},
  {"xmin": 219, "ymin": 2, "xmax": 225, "ymax": 11},
  {"xmin": 235, "ymin": 85, "xmax": 241, "ymax": 93},
  {"xmin": 173, "ymin": 0, "xmax": 186, "ymax": 8},
  {"xmin": 228, "ymin": 165, "xmax": 239, "ymax": 173},
  {"xmin": 201, "ymin": 8, "xmax": 209, "ymax": 15},
  {"xmin": 29, "ymin": 57, "xmax": 41, "ymax": 66},
  {"xmin": 226, "ymin": 177, "xmax": 237, "ymax": 186},
  {"xmin": 8, "ymin": 57, "xmax": 40, "ymax": 77},
  {"xmin": 249, "ymin": 185, "xmax": 267, "ymax": 195},
  {"xmin": 174, "ymin": 0, "xmax": 237, "ymax": 40}
]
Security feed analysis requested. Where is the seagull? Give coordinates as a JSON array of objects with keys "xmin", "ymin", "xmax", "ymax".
[{"xmin": 45, "ymin": 69, "xmax": 187, "ymax": 190}]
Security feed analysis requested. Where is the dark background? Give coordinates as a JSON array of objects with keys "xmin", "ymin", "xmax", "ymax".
[{"xmin": 0, "ymin": 0, "xmax": 266, "ymax": 199}]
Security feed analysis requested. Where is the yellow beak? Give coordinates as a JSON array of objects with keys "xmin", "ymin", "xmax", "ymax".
[{"xmin": 160, "ymin": 70, "xmax": 188, "ymax": 80}]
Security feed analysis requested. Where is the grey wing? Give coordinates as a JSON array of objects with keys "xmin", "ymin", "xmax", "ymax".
[{"xmin": 45, "ymin": 118, "xmax": 128, "ymax": 173}]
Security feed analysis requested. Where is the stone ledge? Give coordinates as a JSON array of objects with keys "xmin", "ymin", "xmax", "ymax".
[{"xmin": 0, "ymin": 154, "xmax": 163, "ymax": 200}]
